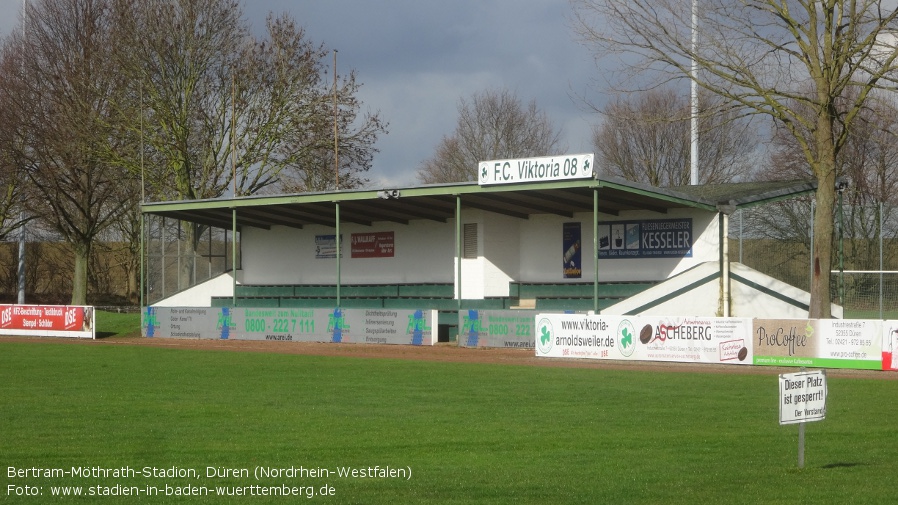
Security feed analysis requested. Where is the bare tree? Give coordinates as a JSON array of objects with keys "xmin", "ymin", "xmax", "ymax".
[
  {"xmin": 573, "ymin": 0, "xmax": 898, "ymax": 318},
  {"xmin": 757, "ymin": 90, "xmax": 898, "ymax": 276},
  {"xmin": 594, "ymin": 88, "xmax": 757, "ymax": 186},
  {"xmin": 417, "ymin": 88, "xmax": 563, "ymax": 184},
  {"xmin": 273, "ymin": 33, "xmax": 388, "ymax": 193},
  {"xmin": 0, "ymin": 0, "xmax": 135, "ymax": 305},
  {"xmin": 0, "ymin": 48, "xmax": 30, "ymax": 244},
  {"xmin": 113, "ymin": 2, "xmax": 386, "ymax": 287}
]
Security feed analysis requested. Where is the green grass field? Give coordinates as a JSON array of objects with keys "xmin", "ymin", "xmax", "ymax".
[{"xmin": 1, "ymin": 337, "xmax": 896, "ymax": 504}]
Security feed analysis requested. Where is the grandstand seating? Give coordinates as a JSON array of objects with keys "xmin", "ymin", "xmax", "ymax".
[{"xmin": 211, "ymin": 281, "xmax": 655, "ymax": 312}]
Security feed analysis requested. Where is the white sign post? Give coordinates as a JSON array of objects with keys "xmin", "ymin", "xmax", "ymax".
[
  {"xmin": 779, "ymin": 369, "xmax": 827, "ymax": 468},
  {"xmin": 478, "ymin": 153, "xmax": 594, "ymax": 185}
]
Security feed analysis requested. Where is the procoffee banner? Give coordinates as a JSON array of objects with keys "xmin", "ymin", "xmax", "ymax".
[{"xmin": 753, "ymin": 318, "xmax": 881, "ymax": 370}]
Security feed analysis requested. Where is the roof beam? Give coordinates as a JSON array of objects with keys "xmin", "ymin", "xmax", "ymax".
[
  {"xmin": 487, "ymin": 193, "xmax": 574, "ymax": 218},
  {"xmin": 247, "ymin": 208, "xmax": 306, "ymax": 229},
  {"xmin": 194, "ymin": 209, "xmax": 272, "ymax": 230},
  {"xmin": 461, "ymin": 195, "xmax": 530, "ymax": 220},
  {"xmin": 339, "ymin": 202, "xmax": 410, "ymax": 225}
]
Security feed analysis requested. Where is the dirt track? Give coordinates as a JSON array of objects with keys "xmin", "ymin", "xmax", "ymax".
[{"xmin": 2, "ymin": 335, "xmax": 895, "ymax": 380}]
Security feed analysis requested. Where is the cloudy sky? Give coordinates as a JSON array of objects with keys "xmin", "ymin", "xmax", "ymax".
[{"xmin": 0, "ymin": 0, "xmax": 600, "ymax": 188}]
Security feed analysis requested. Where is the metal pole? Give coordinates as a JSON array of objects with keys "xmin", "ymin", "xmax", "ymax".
[
  {"xmin": 879, "ymin": 202, "xmax": 885, "ymax": 319},
  {"xmin": 738, "ymin": 209, "xmax": 743, "ymax": 264},
  {"xmin": 456, "ymin": 196, "xmax": 462, "ymax": 310},
  {"xmin": 161, "ymin": 217, "xmax": 166, "ymax": 299},
  {"xmin": 722, "ymin": 211, "xmax": 730, "ymax": 317},
  {"xmin": 17, "ymin": 0, "xmax": 26, "ymax": 305},
  {"xmin": 690, "ymin": 0, "xmax": 699, "ymax": 185},
  {"xmin": 333, "ymin": 50, "xmax": 339, "ymax": 190},
  {"xmin": 335, "ymin": 203, "xmax": 341, "ymax": 305},
  {"xmin": 177, "ymin": 221, "xmax": 182, "ymax": 292},
  {"xmin": 232, "ymin": 209, "xmax": 237, "ymax": 306},
  {"xmin": 798, "ymin": 366, "xmax": 806, "ymax": 469},
  {"xmin": 140, "ymin": 214, "xmax": 145, "ymax": 308},
  {"xmin": 17, "ymin": 212, "xmax": 25, "ymax": 304},
  {"xmin": 593, "ymin": 189, "xmax": 599, "ymax": 313},
  {"xmin": 231, "ymin": 73, "xmax": 238, "ymax": 306},
  {"xmin": 139, "ymin": 82, "xmax": 145, "ymax": 309}
]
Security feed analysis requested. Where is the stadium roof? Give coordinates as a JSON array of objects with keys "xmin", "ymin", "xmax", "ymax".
[{"xmin": 140, "ymin": 176, "xmax": 817, "ymax": 231}]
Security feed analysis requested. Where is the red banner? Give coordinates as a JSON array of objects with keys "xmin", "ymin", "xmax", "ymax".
[
  {"xmin": 351, "ymin": 231, "xmax": 395, "ymax": 258},
  {"xmin": 0, "ymin": 305, "xmax": 88, "ymax": 332}
]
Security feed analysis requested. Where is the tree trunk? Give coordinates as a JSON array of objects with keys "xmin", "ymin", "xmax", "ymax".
[
  {"xmin": 178, "ymin": 221, "xmax": 198, "ymax": 292},
  {"xmin": 809, "ymin": 115, "xmax": 837, "ymax": 319},
  {"xmin": 71, "ymin": 242, "xmax": 90, "ymax": 306},
  {"xmin": 810, "ymin": 183, "xmax": 834, "ymax": 318},
  {"xmin": 127, "ymin": 264, "xmax": 138, "ymax": 305}
]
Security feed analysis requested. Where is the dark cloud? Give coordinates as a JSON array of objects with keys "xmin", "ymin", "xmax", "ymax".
[{"xmin": 1, "ymin": 0, "xmax": 597, "ymax": 187}]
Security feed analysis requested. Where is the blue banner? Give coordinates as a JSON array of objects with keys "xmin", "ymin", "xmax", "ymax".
[{"xmin": 598, "ymin": 219, "xmax": 692, "ymax": 259}]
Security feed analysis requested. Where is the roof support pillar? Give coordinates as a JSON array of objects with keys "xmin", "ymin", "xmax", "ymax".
[
  {"xmin": 140, "ymin": 211, "xmax": 145, "ymax": 309},
  {"xmin": 455, "ymin": 195, "xmax": 462, "ymax": 310},
  {"xmin": 232, "ymin": 208, "xmax": 237, "ymax": 306},
  {"xmin": 593, "ymin": 188, "xmax": 599, "ymax": 313},
  {"xmin": 335, "ymin": 203, "xmax": 341, "ymax": 305},
  {"xmin": 718, "ymin": 209, "xmax": 731, "ymax": 317}
]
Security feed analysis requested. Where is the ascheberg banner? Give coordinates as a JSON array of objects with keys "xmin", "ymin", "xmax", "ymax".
[{"xmin": 535, "ymin": 314, "xmax": 752, "ymax": 365}]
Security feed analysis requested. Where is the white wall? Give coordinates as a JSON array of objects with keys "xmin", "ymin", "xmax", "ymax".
[
  {"xmin": 239, "ymin": 207, "xmax": 721, "ymax": 296},
  {"xmin": 479, "ymin": 211, "xmax": 520, "ymax": 298},
  {"xmin": 241, "ymin": 220, "xmax": 456, "ymax": 285},
  {"xmin": 153, "ymin": 272, "xmax": 237, "ymax": 307},
  {"xmin": 518, "ymin": 208, "xmax": 718, "ymax": 283}
]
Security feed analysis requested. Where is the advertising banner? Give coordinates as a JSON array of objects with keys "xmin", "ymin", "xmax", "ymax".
[
  {"xmin": 597, "ymin": 219, "xmax": 692, "ymax": 259},
  {"xmin": 315, "ymin": 234, "xmax": 342, "ymax": 259},
  {"xmin": 562, "ymin": 222, "xmax": 582, "ymax": 279},
  {"xmin": 753, "ymin": 319, "xmax": 881, "ymax": 369},
  {"xmin": 143, "ymin": 306, "xmax": 435, "ymax": 345},
  {"xmin": 351, "ymin": 231, "xmax": 395, "ymax": 258},
  {"xmin": 535, "ymin": 314, "xmax": 752, "ymax": 365},
  {"xmin": 884, "ymin": 321, "xmax": 898, "ymax": 371},
  {"xmin": 458, "ymin": 310, "xmax": 538, "ymax": 349},
  {"xmin": 0, "ymin": 304, "xmax": 95, "ymax": 339}
]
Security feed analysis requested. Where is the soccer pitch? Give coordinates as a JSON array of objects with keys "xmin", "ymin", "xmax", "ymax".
[{"xmin": 1, "ymin": 340, "xmax": 896, "ymax": 504}]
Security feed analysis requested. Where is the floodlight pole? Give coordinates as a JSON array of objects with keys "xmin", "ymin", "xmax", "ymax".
[
  {"xmin": 690, "ymin": 0, "xmax": 699, "ymax": 185},
  {"xmin": 334, "ymin": 50, "xmax": 339, "ymax": 191},
  {"xmin": 17, "ymin": 0, "xmax": 27, "ymax": 305}
]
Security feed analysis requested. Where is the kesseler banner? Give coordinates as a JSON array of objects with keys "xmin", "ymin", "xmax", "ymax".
[{"xmin": 598, "ymin": 219, "xmax": 692, "ymax": 259}]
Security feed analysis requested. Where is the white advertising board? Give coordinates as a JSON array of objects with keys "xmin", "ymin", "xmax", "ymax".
[
  {"xmin": 478, "ymin": 153, "xmax": 594, "ymax": 185},
  {"xmin": 143, "ymin": 307, "xmax": 436, "ymax": 345},
  {"xmin": 535, "ymin": 314, "xmax": 752, "ymax": 365},
  {"xmin": 753, "ymin": 319, "xmax": 882, "ymax": 369},
  {"xmin": 778, "ymin": 370, "xmax": 827, "ymax": 425}
]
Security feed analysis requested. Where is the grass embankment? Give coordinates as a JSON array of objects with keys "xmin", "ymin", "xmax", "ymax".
[{"xmin": 95, "ymin": 310, "xmax": 141, "ymax": 339}]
